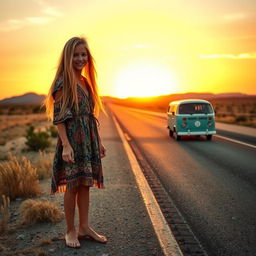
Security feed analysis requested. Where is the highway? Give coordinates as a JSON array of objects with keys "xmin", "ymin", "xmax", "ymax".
[{"xmin": 108, "ymin": 103, "xmax": 256, "ymax": 256}]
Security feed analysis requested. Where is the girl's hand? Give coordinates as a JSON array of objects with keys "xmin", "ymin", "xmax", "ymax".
[
  {"xmin": 62, "ymin": 144, "xmax": 75, "ymax": 163},
  {"xmin": 100, "ymin": 143, "xmax": 106, "ymax": 158}
]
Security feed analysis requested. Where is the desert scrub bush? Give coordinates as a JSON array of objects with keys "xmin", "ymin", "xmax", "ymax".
[
  {"xmin": 236, "ymin": 115, "xmax": 247, "ymax": 122},
  {"xmin": 32, "ymin": 105, "xmax": 45, "ymax": 114},
  {"xmin": 26, "ymin": 126, "xmax": 51, "ymax": 151},
  {"xmin": 0, "ymin": 195, "xmax": 10, "ymax": 233},
  {"xmin": 19, "ymin": 199, "xmax": 63, "ymax": 226},
  {"xmin": 47, "ymin": 125, "xmax": 58, "ymax": 138},
  {"xmin": 35, "ymin": 151, "xmax": 53, "ymax": 180},
  {"xmin": 8, "ymin": 106, "xmax": 17, "ymax": 115},
  {"xmin": 0, "ymin": 153, "xmax": 41, "ymax": 200}
]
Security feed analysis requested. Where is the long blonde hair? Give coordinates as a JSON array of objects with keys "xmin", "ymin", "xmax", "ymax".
[{"xmin": 45, "ymin": 37, "xmax": 103, "ymax": 120}]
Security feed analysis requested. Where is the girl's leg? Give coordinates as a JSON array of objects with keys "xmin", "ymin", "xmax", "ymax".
[
  {"xmin": 77, "ymin": 185, "xmax": 107, "ymax": 243},
  {"xmin": 77, "ymin": 185, "xmax": 90, "ymax": 229},
  {"xmin": 64, "ymin": 187, "xmax": 81, "ymax": 248}
]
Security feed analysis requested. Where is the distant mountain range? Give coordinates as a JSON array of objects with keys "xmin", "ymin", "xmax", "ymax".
[
  {"xmin": 103, "ymin": 92, "xmax": 256, "ymax": 103},
  {"xmin": 0, "ymin": 92, "xmax": 255, "ymax": 105},
  {"xmin": 0, "ymin": 93, "xmax": 46, "ymax": 105}
]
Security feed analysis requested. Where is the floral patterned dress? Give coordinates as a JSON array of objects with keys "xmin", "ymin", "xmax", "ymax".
[{"xmin": 51, "ymin": 77, "xmax": 104, "ymax": 193}]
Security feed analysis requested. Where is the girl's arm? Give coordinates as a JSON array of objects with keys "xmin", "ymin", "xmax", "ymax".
[
  {"xmin": 54, "ymin": 89, "xmax": 74, "ymax": 163},
  {"xmin": 98, "ymin": 135, "xmax": 106, "ymax": 158},
  {"xmin": 56, "ymin": 123, "xmax": 75, "ymax": 163}
]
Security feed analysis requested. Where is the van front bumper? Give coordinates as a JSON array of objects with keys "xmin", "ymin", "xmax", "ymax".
[{"xmin": 177, "ymin": 131, "xmax": 216, "ymax": 136}]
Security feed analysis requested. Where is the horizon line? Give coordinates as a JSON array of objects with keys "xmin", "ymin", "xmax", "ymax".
[{"xmin": 1, "ymin": 91, "xmax": 256, "ymax": 102}]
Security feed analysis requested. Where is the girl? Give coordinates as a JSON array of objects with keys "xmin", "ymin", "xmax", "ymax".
[{"xmin": 45, "ymin": 37, "xmax": 107, "ymax": 248}]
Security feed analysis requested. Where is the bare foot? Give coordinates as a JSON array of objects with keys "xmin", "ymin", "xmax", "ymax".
[
  {"xmin": 78, "ymin": 227, "xmax": 107, "ymax": 243},
  {"xmin": 65, "ymin": 231, "xmax": 81, "ymax": 248}
]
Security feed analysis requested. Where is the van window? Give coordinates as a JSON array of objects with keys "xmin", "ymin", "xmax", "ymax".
[{"xmin": 179, "ymin": 103, "xmax": 213, "ymax": 114}]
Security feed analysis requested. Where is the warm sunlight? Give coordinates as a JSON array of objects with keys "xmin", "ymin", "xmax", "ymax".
[
  {"xmin": 0, "ymin": 0, "xmax": 256, "ymax": 100},
  {"xmin": 113, "ymin": 63, "xmax": 178, "ymax": 98}
]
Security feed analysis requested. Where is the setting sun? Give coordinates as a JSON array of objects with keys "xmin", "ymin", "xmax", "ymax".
[{"xmin": 113, "ymin": 63, "xmax": 178, "ymax": 98}]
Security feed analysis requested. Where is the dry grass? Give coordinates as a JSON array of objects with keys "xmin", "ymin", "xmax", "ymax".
[
  {"xmin": 19, "ymin": 199, "xmax": 63, "ymax": 226},
  {"xmin": 212, "ymin": 98, "xmax": 256, "ymax": 127},
  {"xmin": 34, "ymin": 151, "xmax": 53, "ymax": 180},
  {"xmin": 0, "ymin": 126, "xmax": 27, "ymax": 146},
  {"xmin": 0, "ymin": 195, "xmax": 10, "ymax": 233},
  {"xmin": 0, "ymin": 153, "xmax": 41, "ymax": 200},
  {"xmin": 0, "ymin": 114, "xmax": 47, "ymax": 131},
  {"xmin": 0, "ymin": 114, "xmax": 48, "ymax": 146}
]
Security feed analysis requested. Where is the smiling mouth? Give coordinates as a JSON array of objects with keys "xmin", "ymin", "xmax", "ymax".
[{"xmin": 75, "ymin": 62, "xmax": 85, "ymax": 67}]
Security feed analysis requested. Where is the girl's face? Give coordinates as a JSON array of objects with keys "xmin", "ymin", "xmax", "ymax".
[{"xmin": 72, "ymin": 44, "xmax": 88, "ymax": 72}]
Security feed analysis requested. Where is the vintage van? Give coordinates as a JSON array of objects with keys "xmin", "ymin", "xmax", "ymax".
[{"xmin": 167, "ymin": 99, "xmax": 216, "ymax": 140}]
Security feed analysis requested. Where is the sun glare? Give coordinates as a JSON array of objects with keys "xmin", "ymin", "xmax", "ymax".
[{"xmin": 114, "ymin": 63, "xmax": 178, "ymax": 98}]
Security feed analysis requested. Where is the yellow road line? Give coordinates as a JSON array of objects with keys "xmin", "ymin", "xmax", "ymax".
[{"xmin": 113, "ymin": 115, "xmax": 183, "ymax": 256}]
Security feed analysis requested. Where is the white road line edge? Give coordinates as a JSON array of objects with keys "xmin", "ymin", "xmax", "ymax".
[
  {"xmin": 215, "ymin": 135, "xmax": 256, "ymax": 149},
  {"xmin": 112, "ymin": 115, "xmax": 183, "ymax": 256}
]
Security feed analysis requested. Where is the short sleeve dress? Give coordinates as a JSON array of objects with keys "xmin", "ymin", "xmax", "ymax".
[{"xmin": 51, "ymin": 76, "xmax": 104, "ymax": 193}]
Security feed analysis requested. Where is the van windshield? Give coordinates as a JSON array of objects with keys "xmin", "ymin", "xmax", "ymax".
[{"xmin": 179, "ymin": 103, "xmax": 213, "ymax": 114}]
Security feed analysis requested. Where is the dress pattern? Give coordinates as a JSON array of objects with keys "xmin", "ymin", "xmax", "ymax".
[{"xmin": 51, "ymin": 77, "xmax": 104, "ymax": 193}]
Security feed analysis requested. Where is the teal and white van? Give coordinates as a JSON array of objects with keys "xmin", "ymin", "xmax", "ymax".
[{"xmin": 167, "ymin": 99, "xmax": 216, "ymax": 141}]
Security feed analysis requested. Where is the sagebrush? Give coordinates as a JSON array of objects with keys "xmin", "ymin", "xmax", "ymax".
[
  {"xmin": 35, "ymin": 151, "xmax": 53, "ymax": 180},
  {"xmin": 19, "ymin": 199, "xmax": 63, "ymax": 226},
  {"xmin": 0, "ymin": 153, "xmax": 41, "ymax": 200},
  {"xmin": 47, "ymin": 125, "xmax": 58, "ymax": 138},
  {"xmin": 26, "ymin": 126, "xmax": 51, "ymax": 151}
]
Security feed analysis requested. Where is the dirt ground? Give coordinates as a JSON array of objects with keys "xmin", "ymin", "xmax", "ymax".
[{"xmin": 0, "ymin": 133, "xmax": 63, "ymax": 256}]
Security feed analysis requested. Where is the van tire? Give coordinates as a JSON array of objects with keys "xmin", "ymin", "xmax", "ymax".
[
  {"xmin": 174, "ymin": 132, "xmax": 181, "ymax": 141},
  {"xmin": 206, "ymin": 135, "xmax": 212, "ymax": 141},
  {"xmin": 169, "ymin": 129, "xmax": 173, "ymax": 137}
]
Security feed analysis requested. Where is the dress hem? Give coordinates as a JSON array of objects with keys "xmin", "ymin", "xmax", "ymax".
[{"xmin": 51, "ymin": 177, "xmax": 104, "ymax": 194}]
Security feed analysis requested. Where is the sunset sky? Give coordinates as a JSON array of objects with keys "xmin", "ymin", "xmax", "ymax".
[{"xmin": 0, "ymin": 0, "xmax": 256, "ymax": 99}]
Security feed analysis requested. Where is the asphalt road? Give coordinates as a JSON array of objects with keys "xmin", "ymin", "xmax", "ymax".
[{"xmin": 108, "ymin": 103, "xmax": 256, "ymax": 256}]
